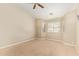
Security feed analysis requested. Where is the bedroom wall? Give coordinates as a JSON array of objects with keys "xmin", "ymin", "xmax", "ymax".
[
  {"xmin": 76, "ymin": 8, "xmax": 79, "ymax": 53},
  {"xmin": 35, "ymin": 19, "xmax": 47, "ymax": 39},
  {"xmin": 62, "ymin": 10, "xmax": 77, "ymax": 45},
  {"xmin": 46, "ymin": 18, "xmax": 63, "ymax": 41},
  {"xmin": 0, "ymin": 4, "xmax": 35, "ymax": 47},
  {"xmin": 35, "ymin": 18, "xmax": 63, "ymax": 41}
]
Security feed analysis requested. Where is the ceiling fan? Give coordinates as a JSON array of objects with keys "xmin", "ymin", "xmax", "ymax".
[{"xmin": 33, "ymin": 3, "xmax": 44, "ymax": 9}]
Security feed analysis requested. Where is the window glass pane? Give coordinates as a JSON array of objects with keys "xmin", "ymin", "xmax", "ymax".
[
  {"xmin": 53, "ymin": 28, "xmax": 60, "ymax": 32},
  {"xmin": 48, "ymin": 30, "xmax": 53, "ymax": 32},
  {"xmin": 53, "ymin": 22, "xmax": 60, "ymax": 27},
  {"xmin": 48, "ymin": 23, "xmax": 53, "ymax": 32},
  {"xmin": 53, "ymin": 24, "xmax": 60, "ymax": 27},
  {"xmin": 47, "ymin": 22, "xmax": 60, "ymax": 32},
  {"xmin": 48, "ymin": 23, "xmax": 53, "ymax": 27},
  {"xmin": 54, "ymin": 27, "xmax": 60, "ymax": 30},
  {"xmin": 48, "ymin": 28, "xmax": 53, "ymax": 32},
  {"xmin": 53, "ymin": 30, "xmax": 59, "ymax": 32}
]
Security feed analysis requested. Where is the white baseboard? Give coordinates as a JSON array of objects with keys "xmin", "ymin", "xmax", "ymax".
[
  {"xmin": 51, "ymin": 39, "xmax": 76, "ymax": 46},
  {"xmin": 0, "ymin": 37, "xmax": 76, "ymax": 49},
  {"xmin": 0, "ymin": 37, "xmax": 34, "ymax": 49},
  {"xmin": 37, "ymin": 38, "xmax": 76, "ymax": 47},
  {"xmin": 62, "ymin": 41, "xmax": 76, "ymax": 46},
  {"xmin": 50, "ymin": 39, "xmax": 76, "ymax": 46}
]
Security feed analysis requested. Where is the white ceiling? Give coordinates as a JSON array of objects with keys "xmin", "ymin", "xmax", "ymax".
[{"xmin": 21, "ymin": 3, "xmax": 79, "ymax": 20}]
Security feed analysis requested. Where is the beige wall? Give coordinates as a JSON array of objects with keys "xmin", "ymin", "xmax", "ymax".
[
  {"xmin": 76, "ymin": 8, "xmax": 79, "ymax": 53},
  {"xmin": 35, "ymin": 19, "xmax": 41, "ymax": 38},
  {"xmin": 63, "ymin": 10, "xmax": 77, "ymax": 45},
  {"xmin": 35, "ymin": 10, "xmax": 77, "ymax": 45},
  {"xmin": 0, "ymin": 4, "xmax": 35, "ymax": 47},
  {"xmin": 46, "ymin": 18, "xmax": 62, "ymax": 41},
  {"xmin": 35, "ymin": 18, "xmax": 63, "ymax": 41}
]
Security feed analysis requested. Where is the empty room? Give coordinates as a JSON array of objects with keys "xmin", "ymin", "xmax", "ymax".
[{"xmin": 0, "ymin": 3, "xmax": 79, "ymax": 56}]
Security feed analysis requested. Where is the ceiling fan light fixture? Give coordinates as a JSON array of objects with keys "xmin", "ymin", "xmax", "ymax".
[
  {"xmin": 33, "ymin": 3, "xmax": 44, "ymax": 9},
  {"xmin": 33, "ymin": 3, "xmax": 36, "ymax": 9}
]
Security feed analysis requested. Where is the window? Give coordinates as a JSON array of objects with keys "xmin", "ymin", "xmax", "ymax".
[{"xmin": 48, "ymin": 22, "xmax": 60, "ymax": 32}]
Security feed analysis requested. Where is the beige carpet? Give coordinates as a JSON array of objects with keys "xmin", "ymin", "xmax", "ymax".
[{"xmin": 0, "ymin": 39, "xmax": 78, "ymax": 56}]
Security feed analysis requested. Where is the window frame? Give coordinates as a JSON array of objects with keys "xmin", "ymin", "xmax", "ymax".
[{"xmin": 47, "ymin": 21, "xmax": 60, "ymax": 33}]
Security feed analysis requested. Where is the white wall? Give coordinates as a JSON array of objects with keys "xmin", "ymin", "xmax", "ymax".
[{"xmin": 0, "ymin": 4, "xmax": 35, "ymax": 47}]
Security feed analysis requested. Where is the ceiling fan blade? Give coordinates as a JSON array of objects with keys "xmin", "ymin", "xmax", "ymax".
[
  {"xmin": 37, "ymin": 3, "xmax": 44, "ymax": 8},
  {"xmin": 33, "ymin": 3, "xmax": 36, "ymax": 9}
]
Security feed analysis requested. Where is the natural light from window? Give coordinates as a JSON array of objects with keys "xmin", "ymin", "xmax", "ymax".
[{"xmin": 48, "ymin": 22, "xmax": 60, "ymax": 32}]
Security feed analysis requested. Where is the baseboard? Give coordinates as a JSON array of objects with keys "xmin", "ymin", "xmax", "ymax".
[
  {"xmin": 51, "ymin": 39, "xmax": 76, "ymax": 46},
  {"xmin": 62, "ymin": 41, "xmax": 76, "ymax": 46},
  {"xmin": 52, "ymin": 39, "xmax": 76, "ymax": 46},
  {"xmin": 37, "ymin": 38, "xmax": 76, "ymax": 46},
  {"xmin": 0, "ymin": 37, "xmax": 76, "ymax": 49},
  {"xmin": 0, "ymin": 37, "xmax": 35, "ymax": 49}
]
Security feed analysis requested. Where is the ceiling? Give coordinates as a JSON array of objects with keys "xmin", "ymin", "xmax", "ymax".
[{"xmin": 21, "ymin": 3, "xmax": 79, "ymax": 20}]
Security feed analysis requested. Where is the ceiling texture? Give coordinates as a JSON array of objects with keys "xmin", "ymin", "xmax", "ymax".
[{"xmin": 21, "ymin": 3, "xmax": 79, "ymax": 20}]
